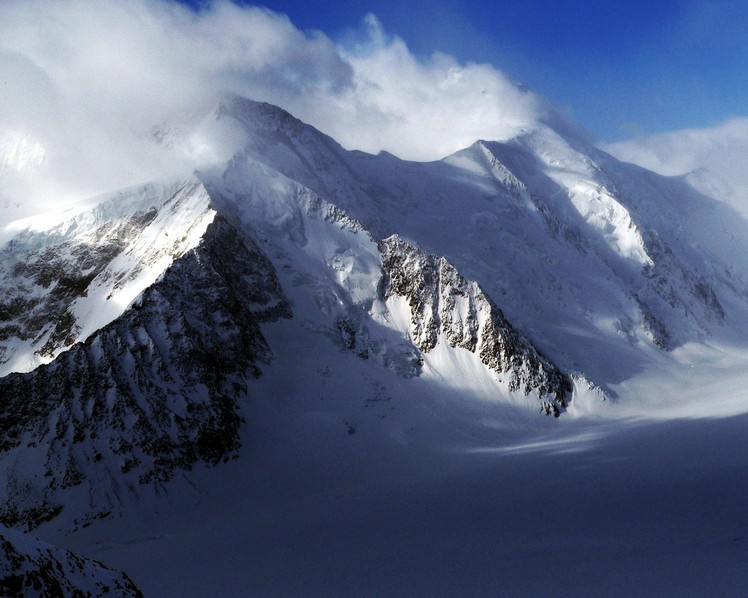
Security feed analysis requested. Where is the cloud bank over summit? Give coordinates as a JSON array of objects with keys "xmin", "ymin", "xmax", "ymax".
[
  {"xmin": 603, "ymin": 118, "xmax": 748, "ymax": 200},
  {"xmin": 0, "ymin": 0, "xmax": 545, "ymax": 217}
]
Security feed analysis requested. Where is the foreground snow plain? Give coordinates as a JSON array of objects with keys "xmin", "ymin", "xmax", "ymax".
[
  {"xmin": 3, "ymin": 95, "xmax": 748, "ymax": 595},
  {"xmin": 49, "ymin": 340, "xmax": 748, "ymax": 596}
]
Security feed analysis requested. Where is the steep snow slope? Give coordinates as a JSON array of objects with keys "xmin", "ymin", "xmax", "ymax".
[
  {"xmin": 0, "ymin": 143, "xmax": 577, "ymax": 530},
  {"xmin": 4, "ymin": 95, "xmax": 748, "ymax": 532},
  {"xmin": 377, "ymin": 235, "xmax": 571, "ymax": 414},
  {"xmin": 202, "ymin": 149, "xmax": 575, "ymax": 404}
]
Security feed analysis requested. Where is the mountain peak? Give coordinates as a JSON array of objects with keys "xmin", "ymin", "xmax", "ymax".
[
  {"xmin": 216, "ymin": 93, "xmax": 299, "ymax": 127},
  {"xmin": 3, "ymin": 100, "xmax": 748, "ymax": 594}
]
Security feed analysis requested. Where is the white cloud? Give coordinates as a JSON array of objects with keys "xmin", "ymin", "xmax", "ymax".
[
  {"xmin": 0, "ymin": 0, "xmax": 545, "ymax": 220},
  {"xmin": 322, "ymin": 15, "xmax": 543, "ymax": 159},
  {"xmin": 602, "ymin": 118, "xmax": 748, "ymax": 201}
]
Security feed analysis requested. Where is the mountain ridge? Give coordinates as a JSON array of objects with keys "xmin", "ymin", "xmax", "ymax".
[{"xmin": 1, "ymin": 94, "xmax": 748, "ymax": 543}]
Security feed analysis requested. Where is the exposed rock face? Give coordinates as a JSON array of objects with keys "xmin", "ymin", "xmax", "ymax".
[
  {"xmin": 0, "ymin": 217, "xmax": 290, "ymax": 529},
  {"xmin": 0, "ymin": 178, "xmax": 215, "ymax": 375},
  {"xmin": 0, "ymin": 209, "xmax": 155, "ymax": 359},
  {"xmin": 378, "ymin": 235, "xmax": 571, "ymax": 415},
  {"xmin": 0, "ymin": 524, "xmax": 142, "ymax": 597}
]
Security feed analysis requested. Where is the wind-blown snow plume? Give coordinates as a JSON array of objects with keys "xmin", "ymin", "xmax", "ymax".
[
  {"xmin": 0, "ymin": 0, "xmax": 544, "ymax": 222},
  {"xmin": 324, "ymin": 15, "xmax": 542, "ymax": 159}
]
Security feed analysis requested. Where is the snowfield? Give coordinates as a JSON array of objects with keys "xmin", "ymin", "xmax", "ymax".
[{"xmin": 44, "ymin": 355, "xmax": 748, "ymax": 596}]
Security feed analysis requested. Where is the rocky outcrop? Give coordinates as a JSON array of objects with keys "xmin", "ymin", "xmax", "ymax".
[
  {"xmin": 0, "ymin": 217, "xmax": 290, "ymax": 528},
  {"xmin": 3, "ymin": 208, "xmax": 158, "ymax": 359},
  {"xmin": 0, "ymin": 178, "xmax": 215, "ymax": 374},
  {"xmin": 378, "ymin": 235, "xmax": 571, "ymax": 415},
  {"xmin": 0, "ymin": 524, "xmax": 142, "ymax": 597}
]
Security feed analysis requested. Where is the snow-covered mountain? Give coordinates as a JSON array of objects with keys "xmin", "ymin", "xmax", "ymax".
[
  {"xmin": 3, "ymin": 95, "xmax": 748, "ymax": 594},
  {"xmin": 203, "ymin": 96, "xmax": 748, "ymax": 364}
]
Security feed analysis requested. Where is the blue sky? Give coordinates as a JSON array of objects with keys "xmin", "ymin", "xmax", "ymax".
[{"xmin": 178, "ymin": 0, "xmax": 748, "ymax": 142}]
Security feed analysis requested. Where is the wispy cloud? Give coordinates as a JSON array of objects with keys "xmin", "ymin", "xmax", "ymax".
[
  {"xmin": 0, "ymin": 0, "xmax": 545, "ymax": 220},
  {"xmin": 602, "ymin": 118, "xmax": 748, "ymax": 201}
]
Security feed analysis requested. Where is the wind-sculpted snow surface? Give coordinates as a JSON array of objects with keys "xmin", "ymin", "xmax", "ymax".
[
  {"xmin": 0, "ymin": 523, "xmax": 141, "ymax": 597},
  {"xmin": 0, "ymin": 217, "xmax": 289, "ymax": 529},
  {"xmin": 379, "ymin": 235, "xmax": 571, "ymax": 415}
]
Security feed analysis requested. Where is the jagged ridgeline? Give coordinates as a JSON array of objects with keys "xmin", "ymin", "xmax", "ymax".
[{"xmin": 0, "ymin": 217, "xmax": 290, "ymax": 529}]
